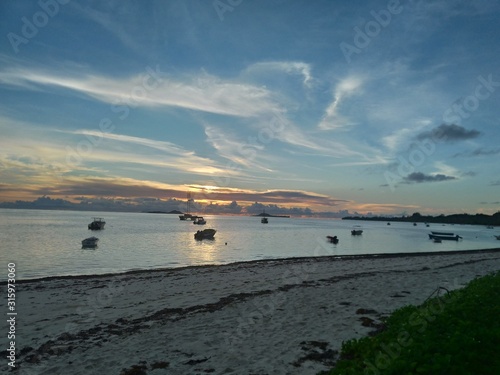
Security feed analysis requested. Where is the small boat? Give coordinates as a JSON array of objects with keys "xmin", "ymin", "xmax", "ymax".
[
  {"xmin": 194, "ymin": 229, "xmax": 216, "ymax": 240},
  {"xmin": 326, "ymin": 235, "xmax": 339, "ymax": 244},
  {"xmin": 193, "ymin": 217, "xmax": 206, "ymax": 225},
  {"xmin": 82, "ymin": 236, "xmax": 99, "ymax": 248},
  {"xmin": 88, "ymin": 218, "xmax": 105, "ymax": 230},
  {"xmin": 351, "ymin": 226, "xmax": 363, "ymax": 235},
  {"xmin": 431, "ymin": 231, "xmax": 454, "ymax": 236},
  {"xmin": 428, "ymin": 234, "xmax": 462, "ymax": 241},
  {"xmin": 494, "ymin": 235, "xmax": 500, "ymax": 240},
  {"xmin": 179, "ymin": 213, "xmax": 195, "ymax": 221},
  {"xmin": 387, "ymin": 222, "xmax": 391, "ymax": 225},
  {"xmin": 261, "ymin": 217, "xmax": 268, "ymax": 224},
  {"xmin": 413, "ymin": 222, "xmax": 417, "ymax": 226}
]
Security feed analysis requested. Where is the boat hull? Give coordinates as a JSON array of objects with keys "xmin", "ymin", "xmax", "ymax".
[{"xmin": 428, "ymin": 234, "xmax": 461, "ymax": 241}]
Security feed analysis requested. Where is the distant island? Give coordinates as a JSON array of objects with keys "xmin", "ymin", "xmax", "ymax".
[
  {"xmin": 342, "ymin": 212, "xmax": 500, "ymax": 226},
  {"xmin": 145, "ymin": 210, "xmax": 183, "ymax": 214},
  {"xmin": 252, "ymin": 212, "xmax": 290, "ymax": 218}
]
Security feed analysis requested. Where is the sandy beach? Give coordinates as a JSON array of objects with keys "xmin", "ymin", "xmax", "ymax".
[{"xmin": 5, "ymin": 249, "xmax": 500, "ymax": 375}]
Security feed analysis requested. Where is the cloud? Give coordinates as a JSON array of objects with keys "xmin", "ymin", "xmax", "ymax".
[
  {"xmin": 402, "ymin": 172, "xmax": 456, "ymax": 184},
  {"xmin": 0, "ymin": 68, "xmax": 281, "ymax": 118},
  {"xmin": 244, "ymin": 61, "xmax": 313, "ymax": 88},
  {"xmin": 318, "ymin": 76, "xmax": 364, "ymax": 130},
  {"xmin": 453, "ymin": 148, "xmax": 500, "ymax": 158},
  {"xmin": 416, "ymin": 124, "xmax": 481, "ymax": 142}
]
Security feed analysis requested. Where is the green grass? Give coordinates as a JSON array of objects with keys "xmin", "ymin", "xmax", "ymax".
[{"xmin": 322, "ymin": 272, "xmax": 500, "ymax": 375}]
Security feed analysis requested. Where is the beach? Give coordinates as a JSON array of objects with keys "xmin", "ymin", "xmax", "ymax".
[{"xmin": 6, "ymin": 249, "xmax": 500, "ymax": 375}]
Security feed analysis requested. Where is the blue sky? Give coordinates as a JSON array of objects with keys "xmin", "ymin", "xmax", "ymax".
[{"xmin": 1, "ymin": 0, "xmax": 499, "ymax": 215}]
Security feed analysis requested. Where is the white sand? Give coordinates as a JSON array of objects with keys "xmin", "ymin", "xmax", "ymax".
[{"xmin": 7, "ymin": 250, "xmax": 500, "ymax": 375}]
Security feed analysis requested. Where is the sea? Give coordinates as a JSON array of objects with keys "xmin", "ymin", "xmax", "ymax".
[{"xmin": 1, "ymin": 208, "xmax": 499, "ymax": 281}]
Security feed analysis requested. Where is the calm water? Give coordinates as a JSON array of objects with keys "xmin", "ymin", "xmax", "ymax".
[{"xmin": 0, "ymin": 209, "xmax": 499, "ymax": 280}]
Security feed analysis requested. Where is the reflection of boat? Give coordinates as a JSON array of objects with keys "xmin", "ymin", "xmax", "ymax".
[
  {"xmin": 88, "ymin": 218, "xmax": 105, "ymax": 230},
  {"xmin": 428, "ymin": 233, "xmax": 462, "ymax": 241},
  {"xmin": 193, "ymin": 217, "xmax": 206, "ymax": 225},
  {"xmin": 351, "ymin": 226, "xmax": 363, "ymax": 235},
  {"xmin": 82, "ymin": 236, "xmax": 99, "ymax": 248},
  {"xmin": 194, "ymin": 229, "xmax": 216, "ymax": 240},
  {"xmin": 326, "ymin": 235, "xmax": 339, "ymax": 244},
  {"xmin": 261, "ymin": 217, "xmax": 268, "ymax": 224},
  {"xmin": 433, "ymin": 238, "xmax": 442, "ymax": 243}
]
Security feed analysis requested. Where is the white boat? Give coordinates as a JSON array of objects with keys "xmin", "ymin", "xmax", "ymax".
[
  {"xmin": 193, "ymin": 217, "xmax": 206, "ymax": 225},
  {"xmin": 428, "ymin": 233, "xmax": 462, "ymax": 241},
  {"xmin": 88, "ymin": 218, "xmax": 105, "ymax": 230},
  {"xmin": 194, "ymin": 229, "xmax": 216, "ymax": 240},
  {"xmin": 82, "ymin": 236, "xmax": 99, "ymax": 248}
]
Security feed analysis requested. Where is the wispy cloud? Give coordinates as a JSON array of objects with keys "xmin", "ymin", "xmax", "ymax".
[
  {"xmin": 244, "ymin": 61, "xmax": 313, "ymax": 88},
  {"xmin": 0, "ymin": 68, "xmax": 280, "ymax": 118},
  {"xmin": 318, "ymin": 76, "xmax": 364, "ymax": 130}
]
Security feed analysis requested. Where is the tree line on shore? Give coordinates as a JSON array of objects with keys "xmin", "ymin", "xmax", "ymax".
[{"xmin": 343, "ymin": 211, "xmax": 500, "ymax": 226}]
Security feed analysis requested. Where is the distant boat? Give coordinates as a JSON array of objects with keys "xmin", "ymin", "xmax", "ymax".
[
  {"xmin": 82, "ymin": 236, "xmax": 99, "ymax": 248},
  {"xmin": 261, "ymin": 217, "xmax": 268, "ymax": 224},
  {"xmin": 194, "ymin": 229, "xmax": 216, "ymax": 240},
  {"xmin": 88, "ymin": 218, "xmax": 105, "ymax": 230},
  {"xmin": 428, "ymin": 233, "xmax": 462, "ymax": 241},
  {"xmin": 326, "ymin": 235, "xmax": 339, "ymax": 244},
  {"xmin": 431, "ymin": 231, "xmax": 454, "ymax": 236},
  {"xmin": 351, "ymin": 226, "xmax": 363, "ymax": 235},
  {"xmin": 413, "ymin": 222, "xmax": 417, "ymax": 226},
  {"xmin": 193, "ymin": 217, "xmax": 206, "ymax": 225},
  {"xmin": 494, "ymin": 235, "xmax": 500, "ymax": 240},
  {"xmin": 179, "ymin": 192, "xmax": 197, "ymax": 221},
  {"xmin": 487, "ymin": 225, "xmax": 494, "ymax": 229},
  {"xmin": 387, "ymin": 222, "xmax": 391, "ymax": 225}
]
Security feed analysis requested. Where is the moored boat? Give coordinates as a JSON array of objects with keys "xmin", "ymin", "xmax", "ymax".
[
  {"xmin": 194, "ymin": 229, "xmax": 216, "ymax": 240},
  {"xmin": 326, "ymin": 235, "xmax": 339, "ymax": 244},
  {"xmin": 431, "ymin": 231, "xmax": 454, "ymax": 236},
  {"xmin": 88, "ymin": 218, "xmax": 105, "ymax": 230},
  {"xmin": 193, "ymin": 217, "xmax": 206, "ymax": 225},
  {"xmin": 428, "ymin": 233, "xmax": 462, "ymax": 241},
  {"xmin": 82, "ymin": 236, "xmax": 99, "ymax": 248},
  {"xmin": 351, "ymin": 226, "xmax": 363, "ymax": 235}
]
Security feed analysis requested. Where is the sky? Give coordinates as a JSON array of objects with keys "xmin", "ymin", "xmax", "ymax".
[{"xmin": 0, "ymin": 0, "xmax": 499, "ymax": 216}]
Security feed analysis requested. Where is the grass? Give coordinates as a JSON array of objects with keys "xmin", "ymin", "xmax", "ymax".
[{"xmin": 322, "ymin": 271, "xmax": 500, "ymax": 375}]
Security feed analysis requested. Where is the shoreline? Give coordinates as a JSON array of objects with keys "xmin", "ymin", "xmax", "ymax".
[
  {"xmin": 8, "ymin": 249, "xmax": 500, "ymax": 374},
  {"xmin": 6, "ymin": 247, "xmax": 500, "ymax": 285}
]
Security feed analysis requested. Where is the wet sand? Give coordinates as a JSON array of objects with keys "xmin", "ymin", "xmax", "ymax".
[{"xmin": 5, "ymin": 249, "xmax": 500, "ymax": 374}]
